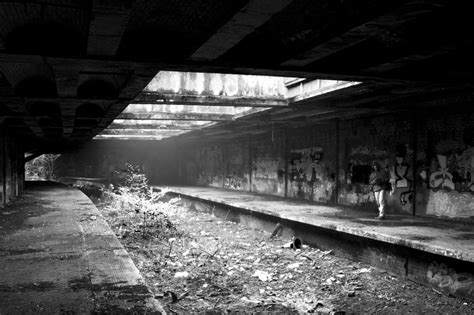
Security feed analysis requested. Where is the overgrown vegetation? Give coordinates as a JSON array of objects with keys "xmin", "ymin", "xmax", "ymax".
[
  {"xmin": 25, "ymin": 154, "xmax": 60, "ymax": 180},
  {"xmin": 99, "ymin": 163, "xmax": 179, "ymax": 240}
]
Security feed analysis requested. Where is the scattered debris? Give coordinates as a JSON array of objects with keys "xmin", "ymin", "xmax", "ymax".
[
  {"xmin": 270, "ymin": 222, "xmax": 283, "ymax": 238},
  {"xmin": 292, "ymin": 237, "xmax": 302, "ymax": 249},
  {"xmin": 252, "ymin": 270, "xmax": 271, "ymax": 282},
  {"xmin": 320, "ymin": 250, "xmax": 333, "ymax": 257},
  {"xmin": 174, "ymin": 271, "xmax": 189, "ymax": 279},
  {"xmin": 1, "ymin": 211, "xmax": 17, "ymax": 215},
  {"xmin": 85, "ymin": 180, "xmax": 474, "ymax": 314},
  {"xmin": 287, "ymin": 262, "xmax": 302, "ymax": 270}
]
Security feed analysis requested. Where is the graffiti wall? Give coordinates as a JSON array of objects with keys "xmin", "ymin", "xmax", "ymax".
[
  {"xmin": 175, "ymin": 109, "xmax": 473, "ymax": 219},
  {"xmin": 288, "ymin": 146, "xmax": 335, "ymax": 202},
  {"xmin": 223, "ymin": 140, "xmax": 249, "ymax": 191},
  {"xmin": 251, "ymin": 132, "xmax": 286, "ymax": 196},
  {"xmin": 416, "ymin": 113, "xmax": 474, "ymax": 218},
  {"xmin": 338, "ymin": 115, "xmax": 414, "ymax": 213},
  {"xmin": 287, "ymin": 124, "xmax": 337, "ymax": 203}
]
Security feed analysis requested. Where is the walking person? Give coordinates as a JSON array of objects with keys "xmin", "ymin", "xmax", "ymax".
[{"xmin": 369, "ymin": 162, "xmax": 389, "ymax": 220}]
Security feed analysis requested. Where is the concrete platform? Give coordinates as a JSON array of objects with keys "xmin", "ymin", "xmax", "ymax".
[
  {"xmin": 164, "ymin": 186, "xmax": 474, "ymax": 263},
  {"xmin": 0, "ymin": 182, "xmax": 164, "ymax": 314}
]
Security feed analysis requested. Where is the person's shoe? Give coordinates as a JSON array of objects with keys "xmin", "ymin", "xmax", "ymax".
[{"xmin": 375, "ymin": 215, "xmax": 385, "ymax": 220}]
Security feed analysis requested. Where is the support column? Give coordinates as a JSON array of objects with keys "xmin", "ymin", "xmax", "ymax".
[
  {"xmin": 335, "ymin": 119, "xmax": 340, "ymax": 204},
  {"xmin": 1, "ymin": 126, "xmax": 5, "ymax": 205},
  {"xmin": 248, "ymin": 135, "xmax": 252, "ymax": 192},
  {"xmin": 284, "ymin": 128, "xmax": 289, "ymax": 198},
  {"xmin": 412, "ymin": 110, "xmax": 418, "ymax": 216}
]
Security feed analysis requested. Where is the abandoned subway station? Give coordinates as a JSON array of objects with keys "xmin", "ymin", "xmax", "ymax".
[{"xmin": 1, "ymin": 0, "xmax": 474, "ymax": 313}]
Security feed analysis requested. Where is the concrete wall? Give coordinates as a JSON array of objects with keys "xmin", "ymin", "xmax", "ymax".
[
  {"xmin": 0, "ymin": 129, "xmax": 24, "ymax": 206},
  {"xmin": 54, "ymin": 140, "xmax": 180, "ymax": 186},
  {"xmin": 54, "ymin": 108, "xmax": 474, "ymax": 219},
  {"xmin": 177, "ymin": 109, "xmax": 474, "ymax": 219},
  {"xmin": 338, "ymin": 114, "xmax": 414, "ymax": 213},
  {"xmin": 179, "ymin": 138, "xmax": 251, "ymax": 191},
  {"xmin": 415, "ymin": 111, "xmax": 474, "ymax": 218}
]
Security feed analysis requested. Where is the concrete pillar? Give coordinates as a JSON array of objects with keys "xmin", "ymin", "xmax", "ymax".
[
  {"xmin": 0, "ymin": 128, "xmax": 25, "ymax": 207},
  {"xmin": 1, "ymin": 127, "xmax": 5, "ymax": 205}
]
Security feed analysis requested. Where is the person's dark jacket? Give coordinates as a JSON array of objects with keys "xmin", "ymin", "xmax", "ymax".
[{"xmin": 369, "ymin": 170, "xmax": 389, "ymax": 192}]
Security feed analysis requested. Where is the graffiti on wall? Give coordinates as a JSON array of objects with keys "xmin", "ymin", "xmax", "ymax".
[
  {"xmin": 420, "ymin": 146, "xmax": 474, "ymax": 218},
  {"xmin": 253, "ymin": 158, "xmax": 279, "ymax": 179},
  {"xmin": 289, "ymin": 147, "xmax": 323, "ymax": 182},
  {"xmin": 389, "ymin": 148, "xmax": 414, "ymax": 211},
  {"xmin": 428, "ymin": 154, "xmax": 455, "ymax": 190},
  {"xmin": 427, "ymin": 261, "xmax": 474, "ymax": 296},
  {"xmin": 426, "ymin": 190, "xmax": 474, "ymax": 217},
  {"xmin": 341, "ymin": 144, "xmax": 390, "ymax": 208},
  {"xmin": 455, "ymin": 147, "xmax": 474, "ymax": 192},
  {"xmin": 394, "ymin": 156, "xmax": 409, "ymax": 188},
  {"xmin": 421, "ymin": 147, "xmax": 474, "ymax": 193},
  {"xmin": 201, "ymin": 146, "xmax": 221, "ymax": 162},
  {"xmin": 349, "ymin": 145, "xmax": 389, "ymax": 165},
  {"xmin": 288, "ymin": 147, "xmax": 335, "ymax": 202},
  {"xmin": 224, "ymin": 175, "xmax": 243, "ymax": 190}
]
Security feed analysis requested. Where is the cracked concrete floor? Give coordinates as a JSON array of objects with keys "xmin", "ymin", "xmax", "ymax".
[{"xmin": 0, "ymin": 181, "xmax": 164, "ymax": 314}]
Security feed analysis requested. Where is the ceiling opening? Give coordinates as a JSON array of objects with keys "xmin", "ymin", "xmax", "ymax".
[{"xmin": 95, "ymin": 71, "xmax": 358, "ymax": 141}]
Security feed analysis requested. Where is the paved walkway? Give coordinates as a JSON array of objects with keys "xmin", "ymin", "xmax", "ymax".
[
  {"xmin": 164, "ymin": 186, "xmax": 474, "ymax": 263},
  {"xmin": 0, "ymin": 182, "xmax": 164, "ymax": 314}
]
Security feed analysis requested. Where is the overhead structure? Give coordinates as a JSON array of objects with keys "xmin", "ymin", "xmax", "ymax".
[
  {"xmin": 96, "ymin": 71, "xmax": 358, "ymax": 140},
  {"xmin": 0, "ymin": 0, "xmax": 473, "ymax": 150}
]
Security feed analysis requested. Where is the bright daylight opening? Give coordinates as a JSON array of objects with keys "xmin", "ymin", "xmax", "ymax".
[{"xmin": 95, "ymin": 71, "xmax": 359, "ymax": 140}]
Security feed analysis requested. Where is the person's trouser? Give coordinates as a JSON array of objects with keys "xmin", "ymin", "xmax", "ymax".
[{"xmin": 374, "ymin": 190, "xmax": 386, "ymax": 217}]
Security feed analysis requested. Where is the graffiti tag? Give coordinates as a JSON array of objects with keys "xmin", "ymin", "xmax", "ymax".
[{"xmin": 427, "ymin": 261, "xmax": 474, "ymax": 296}]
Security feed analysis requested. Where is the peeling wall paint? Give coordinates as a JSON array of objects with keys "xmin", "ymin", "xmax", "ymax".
[{"xmin": 144, "ymin": 71, "xmax": 287, "ymax": 98}]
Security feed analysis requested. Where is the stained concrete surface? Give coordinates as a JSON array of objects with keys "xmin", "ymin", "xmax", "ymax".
[
  {"xmin": 0, "ymin": 181, "xmax": 164, "ymax": 314},
  {"xmin": 164, "ymin": 186, "xmax": 474, "ymax": 263}
]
